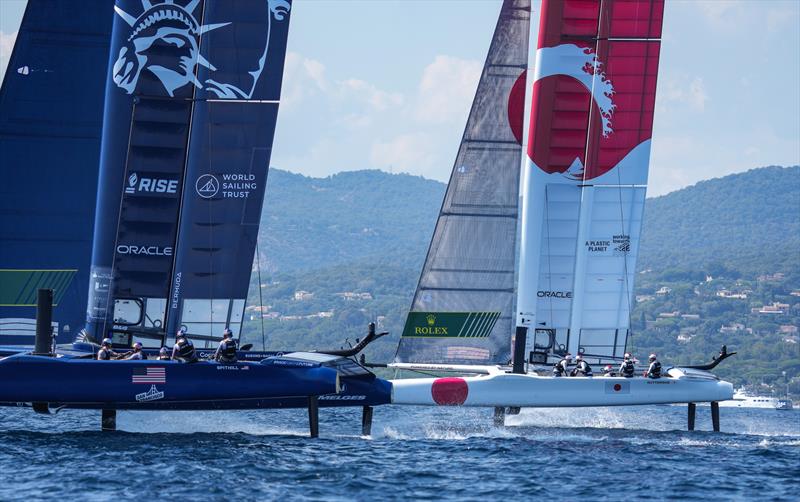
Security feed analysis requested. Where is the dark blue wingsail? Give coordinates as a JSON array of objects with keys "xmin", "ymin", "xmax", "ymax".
[
  {"xmin": 86, "ymin": 0, "xmax": 292, "ymax": 347},
  {"xmin": 0, "ymin": 1, "xmax": 113, "ymax": 345}
]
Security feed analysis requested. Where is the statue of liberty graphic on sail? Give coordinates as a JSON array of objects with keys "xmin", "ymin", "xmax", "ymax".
[{"xmin": 111, "ymin": 0, "xmax": 291, "ymax": 98}]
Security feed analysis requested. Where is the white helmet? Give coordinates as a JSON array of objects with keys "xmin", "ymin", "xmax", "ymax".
[
  {"xmin": 133, "ymin": 342, "xmax": 142, "ymax": 350},
  {"xmin": 649, "ymin": 353, "xmax": 657, "ymax": 361},
  {"xmin": 101, "ymin": 338, "xmax": 112, "ymax": 347},
  {"xmin": 624, "ymin": 352, "xmax": 631, "ymax": 360},
  {"xmin": 575, "ymin": 354, "xmax": 583, "ymax": 362}
]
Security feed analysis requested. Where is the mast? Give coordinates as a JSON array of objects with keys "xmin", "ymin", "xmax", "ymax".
[
  {"xmin": 395, "ymin": 0, "xmax": 531, "ymax": 365},
  {"xmin": 517, "ymin": 0, "xmax": 665, "ymax": 363}
]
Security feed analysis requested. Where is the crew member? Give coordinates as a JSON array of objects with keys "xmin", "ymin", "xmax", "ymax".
[
  {"xmin": 619, "ymin": 353, "xmax": 636, "ymax": 378},
  {"xmin": 123, "ymin": 342, "xmax": 147, "ymax": 360},
  {"xmin": 172, "ymin": 329, "xmax": 198, "ymax": 363},
  {"xmin": 602, "ymin": 364, "xmax": 615, "ymax": 377},
  {"xmin": 571, "ymin": 354, "xmax": 593, "ymax": 377},
  {"xmin": 214, "ymin": 328, "xmax": 238, "ymax": 363},
  {"xmin": 552, "ymin": 353, "xmax": 572, "ymax": 377},
  {"xmin": 97, "ymin": 338, "xmax": 118, "ymax": 360},
  {"xmin": 157, "ymin": 347, "xmax": 171, "ymax": 361},
  {"xmin": 645, "ymin": 353, "xmax": 662, "ymax": 379}
]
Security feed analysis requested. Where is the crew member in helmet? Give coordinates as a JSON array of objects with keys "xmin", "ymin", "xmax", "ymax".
[
  {"xmin": 123, "ymin": 342, "xmax": 147, "ymax": 360},
  {"xmin": 97, "ymin": 338, "xmax": 118, "ymax": 360},
  {"xmin": 214, "ymin": 328, "xmax": 238, "ymax": 363},
  {"xmin": 619, "ymin": 353, "xmax": 636, "ymax": 378},
  {"xmin": 602, "ymin": 364, "xmax": 615, "ymax": 377},
  {"xmin": 571, "ymin": 354, "xmax": 593, "ymax": 377},
  {"xmin": 645, "ymin": 353, "xmax": 662, "ymax": 379},
  {"xmin": 157, "ymin": 347, "xmax": 171, "ymax": 361},
  {"xmin": 171, "ymin": 329, "xmax": 198, "ymax": 363},
  {"xmin": 552, "ymin": 353, "xmax": 572, "ymax": 377}
]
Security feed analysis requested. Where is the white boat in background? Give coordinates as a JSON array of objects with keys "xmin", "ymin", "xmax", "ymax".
[
  {"xmin": 717, "ymin": 388, "xmax": 781, "ymax": 409},
  {"xmin": 383, "ymin": 0, "xmax": 734, "ymax": 430}
]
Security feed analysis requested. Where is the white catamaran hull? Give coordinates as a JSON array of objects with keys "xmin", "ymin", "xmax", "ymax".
[{"xmin": 391, "ymin": 370, "xmax": 733, "ymax": 407}]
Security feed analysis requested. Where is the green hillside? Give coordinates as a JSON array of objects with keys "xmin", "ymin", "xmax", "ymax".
[
  {"xmin": 244, "ymin": 165, "xmax": 800, "ymax": 394},
  {"xmin": 258, "ymin": 169, "xmax": 443, "ymax": 273},
  {"xmin": 639, "ymin": 165, "xmax": 800, "ymax": 276}
]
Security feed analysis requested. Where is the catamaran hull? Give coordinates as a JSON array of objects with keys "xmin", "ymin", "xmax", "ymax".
[
  {"xmin": 390, "ymin": 372, "xmax": 734, "ymax": 407},
  {"xmin": 0, "ymin": 354, "xmax": 340, "ymax": 410},
  {"xmin": 0, "ymin": 376, "xmax": 394, "ymax": 411}
]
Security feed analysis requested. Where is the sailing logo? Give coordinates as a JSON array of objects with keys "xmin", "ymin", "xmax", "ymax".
[
  {"xmin": 112, "ymin": 0, "xmax": 291, "ymax": 98},
  {"xmin": 195, "ymin": 173, "xmax": 258, "ymax": 199},
  {"xmin": 135, "ymin": 385, "xmax": 165, "ymax": 402},
  {"xmin": 195, "ymin": 174, "xmax": 219, "ymax": 198}
]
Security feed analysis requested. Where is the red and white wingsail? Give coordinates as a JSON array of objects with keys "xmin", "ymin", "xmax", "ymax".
[
  {"xmin": 516, "ymin": 0, "xmax": 665, "ymax": 363},
  {"xmin": 390, "ymin": 0, "xmax": 733, "ymax": 410}
]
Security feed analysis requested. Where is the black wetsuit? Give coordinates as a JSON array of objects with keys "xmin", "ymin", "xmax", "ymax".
[
  {"xmin": 215, "ymin": 338, "xmax": 238, "ymax": 363},
  {"xmin": 173, "ymin": 337, "xmax": 198, "ymax": 363},
  {"xmin": 647, "ymin": 360, "xmax": 662, "ymax": 379},
  {"xmin": 619, "ymin": 359, "xmax": 635, "ymax": 378},
  {"xmin": 552, "ymin": 358, "xmax": 570, "ymax": 377},
  {"xmin": 571, "ymin": 360, "xmax": 593, "ymax": 377}
]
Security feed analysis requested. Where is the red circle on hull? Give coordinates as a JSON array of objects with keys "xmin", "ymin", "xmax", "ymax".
[{"xmin": 431, "ymin": 377, "xmax": 469, "ymax": 405}]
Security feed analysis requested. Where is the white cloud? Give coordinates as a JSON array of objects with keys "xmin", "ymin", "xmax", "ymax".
[
  {"xmin": 687, "ymin": 77, "xmax": 708, "ymax": 112},
  {"xmin": 658, "ymin": 75, "xmax": 708, "ymax": 113},
  {"xmin": 414, "ymin": 55, "xmax": 482, "ymax": 123},
  {"xmin": 280, "ymin": 52, "xmax": 328, "ymax": 109},
  {"xmin": 338, "ymin": 78, "xmax": 403, "ymax": 111},
  {"xmin": 697, "ymin": 0, "xmax": 747, "ymax": 30},
  {"xmin": 369, "ymin": 133, "xmax": 439, "ymax": 176},
  {"xmin": 0, "ymin": 30, "xmax": 18, "ymax": 85}
]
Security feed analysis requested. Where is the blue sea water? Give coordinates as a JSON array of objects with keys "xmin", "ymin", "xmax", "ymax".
[{"xmin": 0, "ymin": 405, "xmax": 797, "ymax": 500}]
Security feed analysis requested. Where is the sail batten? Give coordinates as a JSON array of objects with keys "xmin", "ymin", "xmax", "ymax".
[{"xmin": 396, "ymin": 0, "xmax": 531, "ymax": 365}]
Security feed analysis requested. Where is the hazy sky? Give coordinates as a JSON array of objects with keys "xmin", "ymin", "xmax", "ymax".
[{"xmin": 1, "ymin": 0, "xmax": 798, "ymax": 196}]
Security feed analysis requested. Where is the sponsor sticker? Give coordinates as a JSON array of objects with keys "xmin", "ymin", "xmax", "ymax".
[
  {"xmin": 319, "ymin": 395, "xmax": 366, "ymax": 401},
  {"xmin": 537, "ymin": 291, "xmax": 572, "ymax": 299},
  {"xmin": 116, "ymin": 245, "xmax": 173, "ymax": 257},
  {"xmin": 125, "ymin": 172, "xmax": 179, "ymax": 196},
  {"xmin": 196, "ymin": 174, "xmax": 219, "ymax": 198},
  {"xmin": 196, "ymin": 173, "xmax": 258, "ymax": 199},
  {"xmin": 402, "ymin": 312, "xmax": 500, "ymax": 338}
]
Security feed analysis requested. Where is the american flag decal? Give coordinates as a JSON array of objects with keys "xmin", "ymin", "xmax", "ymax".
[{"xmin": 132, "ymin": 367, "xmax": 166, "ymax": 384}]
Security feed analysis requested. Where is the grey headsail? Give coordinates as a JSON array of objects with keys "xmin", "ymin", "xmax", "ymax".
[{"xmin": 395, "ymin": 0, "xmax": 530, "ymax": 364}]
